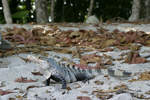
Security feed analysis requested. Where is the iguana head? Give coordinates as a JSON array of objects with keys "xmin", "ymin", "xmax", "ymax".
[{"xmin": 28, "ymin": 55, "xmax": 52, "ymax": 79}]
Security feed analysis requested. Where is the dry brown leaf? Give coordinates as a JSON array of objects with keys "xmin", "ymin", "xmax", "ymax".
[
  {"xmin": 8, "ymin": 97, "xmax": 16, "ymax": 100},
  {"xmin": 88, "ymin": 30, "xmax": 94, "ymax": 37},
  {"xmin": 45, "ymin": 90, "xmax": 50, "ymax": 93},
  {"xmin": 128, "ymin": 79, "xmax": 138, "ymax": 82},
  {"xmin": 80, "ymin": 90, "xmax": 89, "ymax": 93},
  {"xmin": 94, "ymin": 80, "xmax": 104, "ymax": 85},
  {"xmin": 18, "ymin": 56, "xmax": 30, "ymax": 63},
  {"xmin": 129, "ymin": 71, "xmax": 150, "ymax": 82},
  {"xmin": 0, "ymin": 53, "xmax": 2, "ymax": 57},
  {"xmin": 0, "ymin": 89, "xmax": 13, "ymax": 95},
  {"xmin": 93, "ymin": 56, "xmax": 102, "ymax": 61},
  {"xmin": 112, "ymin": 40, "xmax": 121, "ymax": 45},
  {"xmin": 26, "ymin": 85, "xmax": 39, "ymax": 91},
  {"xmin": 77, "ymin": 96, "xmax": 82, "ymax": 99},
  {"xmin": 14, "ymin": 76, "xmax": 38, "ymax": 83},
  {"xmin": 113, "ymin": 84, "xmax": 128, "ymax": 90},
  {"xmin": 53, "ymin": 49, "xmax": 72, "ymax": 54},
  {"xmin": 104, "ymin": 60, "xmax": 113, "ymax": 65},
  {"xmin": 82, "ymin": 53, "xmax": 98, "ymax": 60},
  {"xmin": 129, "ymin": 45, "xmax": 142, "ymax": 51},
  {"xmin": 86, "ymin": 58, "xmax": 98, "ymax": 63},
  {"xmin": 145, "ymin": 90, "xmax": 150, "ymax": 94},
  {"xmin": 104, "ymin": 39, "xmax": 116, "ymax": 46},
  {"xmin": 62, "ymin": 57, "xmax": 69, "ymax": 62},
  {"xmin": 100, "ymin": 48, "xmax": 113, "ymax": 52},
  {"xmin": 117, "ymin": 46, "xmax": 129, "ymax": 50},
  {"xmin": 103, "ymin": 54, "xmax": 114, "ymax": 60},
  {"xmin": 72, "ymin": 45, "xmax": 82, "ymax": 58},
  {"xmin": 62, "ymin": 91, "xmax": 65, "ymax": 95},
  {"xmin": 115, "ymin": 56, "xmax": 124, "ymax": 61},
  {"xmin": 135, "ymin": 39, "xmax": 147, "ymax": 45},
  {"xmin": 39, "ymin": 51, "xmax": 49, "ymax": 57},
  {"xmin": 80, "ymin": 59, "xmax": 87, "ymax": 65},
  {"xmin": 95, "ymin": 60, "xmax": 103, "ymax": 69},
  {"xmin": 80, "ymin": 96, "xmax": 91, "ymax": 100},
  {"xmin": 130, "ymin": 51, "xmax": 146, "ymax": 64},
  {"xmin": 138, "ymin": 72, "xmax": 150, "ymax": 80},
  {"xmin": 15, "ymin": 95, "xmax": 23, "ymax": 98},
  {"xmin": 66, "ymin": 86, "xmax": 72, "ymax": 91},
  {"xmin": 96, "ymin": 93, "xmax": 113, "ymax": 99},
  {"xmin": 97, "ymin": 27, "xmax": 109, "ymax": 34},
  {"xmin": 122, "ymin": 51, "xmax": 134, "ymax": 63},
  {"xmin": 74, "ymin": 83, "xmax": 81, "ymax": 89},
  {"xmin": 31, "ymin": 71, "xmax": 43, "ymax": 75},
  {"xmin": 92, "ymin": 89, "xmax": 119, "ymax": 94},
  {"xmin": 131, "ymin": 57, "xmax": 146, "ymax": 64},
  {"xmin": 68, "ymin": 31, "xmax": 82, "ymax": 38},
  {"xmin": 59, "ymin": 42, "xmax": 72, "ymax": 47},
  {"xmin": 0, "ymin": 81, "xmax": 5, "ymax": 87},
  {"xmin": 32, "ymin": 27, "xmax": 45, "ymax": 36}
]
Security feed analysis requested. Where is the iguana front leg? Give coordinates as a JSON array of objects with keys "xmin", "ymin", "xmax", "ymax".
[
  {"xmin": 47, "ymin": 74, "xmax": 67, "ymax": 89},
  {"xmin": 45, "ymin": 77, "xmax": 50, "ymax": 86}
]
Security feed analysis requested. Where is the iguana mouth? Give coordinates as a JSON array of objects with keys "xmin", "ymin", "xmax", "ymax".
[{"xmin": 28, "ymin": 55, "xmax": 43, "ymax": 63}]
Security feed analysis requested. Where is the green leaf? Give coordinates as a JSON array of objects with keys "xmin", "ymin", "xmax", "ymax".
[
  {"xmin": 12, "ymin": 11, "xmax": 29, "ymax": 18},
  {"xmin": 0, "ymin": 19, "xmax": 5, "ymax": 24}
]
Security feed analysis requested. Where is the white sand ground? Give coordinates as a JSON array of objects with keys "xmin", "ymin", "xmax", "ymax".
[{"xmin": 0, "ymin": 23, "xmax": 150, "ymax": 100}]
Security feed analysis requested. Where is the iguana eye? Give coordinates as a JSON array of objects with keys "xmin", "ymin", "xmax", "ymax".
[{"xmin": 37, "ymin": 56, "xmax": 44, "ymax": 60}]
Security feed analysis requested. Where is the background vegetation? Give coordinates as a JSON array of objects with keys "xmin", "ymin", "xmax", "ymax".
[{"xmin": 0, "ymin": 0, "xmax": 132, "ymax": 23}]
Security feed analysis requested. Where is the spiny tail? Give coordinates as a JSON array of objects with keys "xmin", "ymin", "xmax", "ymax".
[
  {"xmin": 58, "ymin": 62, "xmax": 133, "ymax": 79},
  {"xmin": 58, "ymin": 62, "xmax": 102, "ymax": 80}
]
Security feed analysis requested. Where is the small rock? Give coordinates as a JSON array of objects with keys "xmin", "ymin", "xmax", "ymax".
[
  {"xmin": 109, "ymin": 93, "xmax": 133, "ymax": 100},
  {"xmin": 86, "ymin": 15, "xmax": 99, "ymax": 23},
  {"xmin": 137, "ymin": 89, "xmax": 142, "ymax": 92},
  {"xmin": 116, "ymin": 89, "xmax": 124, "ymax": 94},
  {"xmin": 80, "ymin": 96, "xmax": 91, "ymax": 100},
  {"xmin": 0, "ymin": 32, "xmax": 12, "ymax": 50},
  {"xmin": 0, "ymin": 59, "xmax": 11, "ymax": 68}
]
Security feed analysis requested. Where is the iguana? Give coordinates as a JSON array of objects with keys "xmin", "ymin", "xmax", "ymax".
[{"xmin": 28, "ymin": 55, "xmax": 132, "ymax": 89}]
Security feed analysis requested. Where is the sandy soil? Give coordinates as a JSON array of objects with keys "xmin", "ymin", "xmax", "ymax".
[{"xmin": 0, "ymin": 23, "xmax": 150, "ymax": 100}]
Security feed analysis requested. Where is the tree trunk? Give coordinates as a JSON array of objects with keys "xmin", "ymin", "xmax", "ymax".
[
  {"xmin": 51, "ymin": 0, "xmax": 55, "ymax": 22},
  {"xmin": 35, "ymin": 0, "xmax": 49, "ymax": 23},
  {"xmin": 87, "ymin": 0, "xmax": 95, "ymax": 18},
  {"xmin": 2, "ymin": 0, "xmax": 13, "ymax": 24},
  {"xmin": 128, "ymin": 0, "xmax": 141, "ymax": 22},
  {"xmin": 140, "ymin": 0, "xmax": 150, "ymax": 21}
]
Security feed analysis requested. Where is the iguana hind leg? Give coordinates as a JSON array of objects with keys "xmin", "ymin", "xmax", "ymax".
[{"xmin": 57, "ymin": 75, "xmax": 67, "ymax": 89}]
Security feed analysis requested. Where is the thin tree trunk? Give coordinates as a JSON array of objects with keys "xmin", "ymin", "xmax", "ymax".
[
  {"xmin": 141, "ymin": 0, "xmax": 150, "ymax": 21},
  {"xmin": 26, "ymin": 0, "xmax": 31, "ymax": 22},
  {"xmin": 51, "ymin": 0, "xmax": 55, "ymax": 22},
  {"xmin": 35, "ymin": 0, "xmax": 49, "ymax": 24},
  {"xmin": 87, "ymin": 0, "xmax": 95, "ymax": 18},
  {"xmin": 128, "ymin": 0, "xmax": 141, "ymax": 22},
  {"xmin": 2, "ymin": 0, "xmax": 13, "ymax": 24},
  {"xmin": 62, "ymin": 0, "xmax": 65, "ymax": 22}
]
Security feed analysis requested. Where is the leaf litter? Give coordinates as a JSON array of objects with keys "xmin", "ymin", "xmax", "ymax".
[
  {"xmin": 1, "ymin": 24, "xmax": 150, "ymax": 99},
  {"xmin": 1, "ymin": 26, "xmax": 150, "ymax": 58}
]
